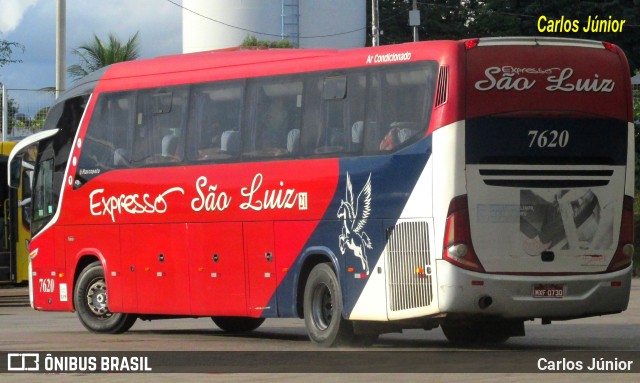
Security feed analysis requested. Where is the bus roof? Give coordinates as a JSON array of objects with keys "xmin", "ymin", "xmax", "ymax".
[
  {"xmin": 105, "ymin": 47, "xmax": 339, "ymax": 79},
  {"xmin": 57, "ymin": 37, "xmax": 631, "ymax": 122},
  {"xmin": 92, "ymin": 40, "xmax": 463, "ymax": 92}
]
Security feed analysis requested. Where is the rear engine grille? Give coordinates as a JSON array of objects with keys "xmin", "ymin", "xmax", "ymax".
[
  {"xmin": 479, "ymin": 168, "xmax": 613, "ymax": 188},
  {"xmin": 386, "ymin": 221, "xmax": 433, "ymax": 312}
]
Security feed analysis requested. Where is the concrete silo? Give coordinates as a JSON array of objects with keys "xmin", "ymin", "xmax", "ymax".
[{"xmin": 182, "ymin": 0, "xmax": 366, "ymax": 53}]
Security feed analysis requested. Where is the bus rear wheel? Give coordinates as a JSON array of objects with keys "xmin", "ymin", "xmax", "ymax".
[
  {"xmin": 74, "ymin": 261, "xmax": 137, "ymax": 334},
  {"xmin": 303, "ymin": 263, "xmax": 354, "ymax": 347},
  {"xmin": 211, "ymin": 316, "xmax": 265, "ymax": 332}
]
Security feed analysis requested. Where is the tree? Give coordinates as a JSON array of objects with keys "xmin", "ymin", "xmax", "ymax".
[
  {"xmin": 519, "ymin": 0, "xmax": 640, "ymax": 72},
  {"xmin": 365, "ymin": 0, "xmax": 639, "ymax": 73},
  {"xmin": 0, "ymin": 37, "xmax": 24, "ymax": 68},
  {"xmin": 67, "ymin": 32, "xmax": 141, "ymax": 80},
  {"xmin": 240, "ymin": 35, "xmax": 293, "ymax": 49},
  {"xmin": 467, "ymin": 0, "xmax": 522, "ymax": 37},
  {"xmin": 33, "ymin": 106, "xmax": 51, "ymax": 128},
  {"xmin": 0, "ymin": 93, "xmax": 21, "ymax": 134},
  {"xmin": 366, "ymin": 0, "xmax": 480, "ymax": 45}
]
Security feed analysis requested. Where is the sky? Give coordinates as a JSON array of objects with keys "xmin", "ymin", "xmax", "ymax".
[{"xmin": 0, "ymin": 0, "xmax": 182, "ymax": 96}]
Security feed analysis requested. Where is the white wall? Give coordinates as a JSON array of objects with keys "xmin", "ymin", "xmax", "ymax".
[{"xmin": 183, "ymin": 0, "xmax": 365, "ymax": 53}]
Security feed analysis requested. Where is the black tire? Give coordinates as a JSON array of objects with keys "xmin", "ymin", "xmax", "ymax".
[
  {"xmin": 211, "ymin": 316, "xmax": 265, "ymax": 332},
  {"xmin": 303, "ymin": 263, "xmax": 354, "ymax": 347},
  {"xmin": 441, "ymin": 322, "xmax": 510, "ymax": 345},
  {"xmin": 74, "ymin": 261, "xmax": 136, "ymax": 334}
]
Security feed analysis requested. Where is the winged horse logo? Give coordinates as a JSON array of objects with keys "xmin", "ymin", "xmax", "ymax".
[{"xmin": 338, "ymin": 173, "xmax": 373, "ymax": 275}]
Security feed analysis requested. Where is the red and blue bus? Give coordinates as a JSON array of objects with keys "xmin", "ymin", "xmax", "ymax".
[{"xmin": 9, "ymin": 37, "xmax": 634, "ymax": 346}]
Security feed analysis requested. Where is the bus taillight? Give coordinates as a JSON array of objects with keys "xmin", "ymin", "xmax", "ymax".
[
  {"xmin": 606, "ymin": 195, "xmax": 634, "ymax": 272},
  {"xmin": 465, "ymin": 38, "xmax": 480, "ymax": 50},
  {"xmin": 602, "ymin": 42, "xmax": 616, "ymax": 52},
  {"xmin": 443, "ymin": 195, "xmax": 485, "ymax": 273}
]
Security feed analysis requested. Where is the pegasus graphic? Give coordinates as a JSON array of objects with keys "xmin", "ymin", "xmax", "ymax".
[{"xmin": 338, "ymin": 173, "xmax": 373, "ymax": 275}]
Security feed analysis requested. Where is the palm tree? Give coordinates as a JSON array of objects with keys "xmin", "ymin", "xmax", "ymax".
[
  {"xmin": 0, "ymin": 38, "xmax": 24, "ymax": 68},
  {"xmin": 67, "ymin": 32, "xmax": 140, "ymax": 80}
]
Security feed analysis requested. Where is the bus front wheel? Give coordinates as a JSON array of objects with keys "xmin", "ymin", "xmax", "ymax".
[
  {"xmin": 303, "ymin": 263, "xmax": 354, "ymax": 347},
  {"xmin": 74, "ymin": 261, "xmax": 137, "ymax": 334}
]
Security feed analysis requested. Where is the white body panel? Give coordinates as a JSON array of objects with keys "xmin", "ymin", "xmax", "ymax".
[
  {"xmin": 348, "ymin": 120, "xmax": 631, "ymax": 322},
  {"xmin": 625, "ymin": 123, "xmax": 635, "ymax": 196},
  {"xmin": 436, "ymin": 260, "xmax": 631, "ymax": 318},
  {"xmin": 431, "ymin": 122, "xmax": 467, "ymax": 260},
  {"xmin": 466, "ymin": 164, "xmax": 624, "ymax": 273},
  {"xmin": 349, "ymin": 122, "xmax": 465, "ymax": 321}
]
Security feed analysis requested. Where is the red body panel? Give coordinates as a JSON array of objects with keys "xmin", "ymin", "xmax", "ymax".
[
  {"xmin": 244, "ymin": 221, "xmax": 277, "ymax": 316},
  {"xmin": 466, "ymin": 43, "xmax": 631, "ymax": 120},
  {"xmin": 121, "ymin": 224, "xmax": 190, "ymax": 314},
  {"xmin": 188, "ymin": 222, "xmax": 246, "ymax": 316}
]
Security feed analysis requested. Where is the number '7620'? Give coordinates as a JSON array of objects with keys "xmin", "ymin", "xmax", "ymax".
[{"xmin": 528, "ymin": 130, "xmax": 569, "ymax": 148}]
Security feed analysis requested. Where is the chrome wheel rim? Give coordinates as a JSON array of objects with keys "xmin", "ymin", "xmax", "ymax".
[{"xmin": 86, "ymin": 278, "xmax": 111, "ymax": 319}]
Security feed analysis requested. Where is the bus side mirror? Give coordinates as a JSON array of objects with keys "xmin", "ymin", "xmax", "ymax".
[{"xmin": 9, "ymin": 158, "xmax": 21, "ymax": 189}]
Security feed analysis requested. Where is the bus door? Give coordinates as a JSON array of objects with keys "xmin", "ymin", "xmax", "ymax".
[
  {"xmin": 188, "ymin": 222, "xmax": 247, "ymax": 316},
  {"xmin": 244, "ymin": 221, "xmax": 277, "ymax": 317}
]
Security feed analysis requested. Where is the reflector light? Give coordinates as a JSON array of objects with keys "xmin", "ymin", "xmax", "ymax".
[
  {"xmin": 471, "ymin": 280, "xmax": 484, "ymax": 286},
  {"xmin": 465, "ymin": 38, "xmax": 480, "ymax": 49},
  {"xmin": 602, "ymin": 42, "xmax": 616, "ymax": 52},
  {"xmin": 611, "ymin": 281, "xmax": 622, "ymax": 287}
]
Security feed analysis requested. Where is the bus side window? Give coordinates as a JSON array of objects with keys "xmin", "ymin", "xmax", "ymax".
[
  {"xmin": 301, "ymin": 75, "xmax": 323, "ymax": 155},
  {"xmin": 364, "ymin": 64, "xmax": 436, "ymax": 153},
  {"xmin": 362, "ymin": 72, "xmax": 382, "ymax": 153},
  {"xmin": 347, "ymin": 73, "xmax": 366, "ymax": 153},
  {"xmin": 187, "ymin": 81, "xmax": 244, "ymax": 162},
  {"xmin": 300, "ymin": 75, "xmax": 345, "ymax": 156},
  {"xmin": 246, "ymin": 78, "xmax": 302, "ymax": 159},
  {"xmin": 77, "ymin": 93, "xmax": 133, "ymax": 184},
  {"xmin": 302, "ymin": 73, "xmax": 364, "ymax": 157},
  {"xmin": 134, "ymin": 88, "xmax": 188, "ymax": 165},
  {"xmin": 315, "ymin": 76, "xmax": 347, "ymax": 155}
]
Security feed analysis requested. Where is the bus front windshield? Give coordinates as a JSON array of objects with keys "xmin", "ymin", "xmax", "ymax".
[{"xmin": 31, "ymin": 95, "xmax": 88, "ymax": 235}]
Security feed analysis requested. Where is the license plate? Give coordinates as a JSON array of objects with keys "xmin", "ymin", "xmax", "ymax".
[{"xmin": 532, "ymin": 284, "xmax": 565, "ymax": 298}]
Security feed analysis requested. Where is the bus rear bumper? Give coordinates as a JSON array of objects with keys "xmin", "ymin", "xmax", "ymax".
[{"xmin": 435, "ymin": 260, "xmax": 632, "ymax": 320}]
